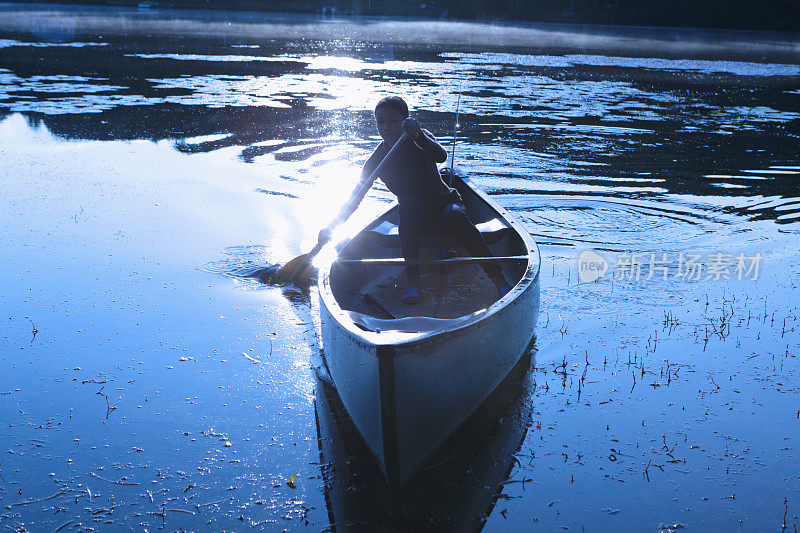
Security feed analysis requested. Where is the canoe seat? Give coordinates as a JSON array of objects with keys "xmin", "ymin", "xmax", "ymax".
[{"xmin": 367, "ymin": 217, "xmax": 512, "ymax": 248}]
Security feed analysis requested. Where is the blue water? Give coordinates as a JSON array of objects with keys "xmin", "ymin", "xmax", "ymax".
[{"xmin": 1, "ymin": 3, "xmax": 799, "ymax": 530}]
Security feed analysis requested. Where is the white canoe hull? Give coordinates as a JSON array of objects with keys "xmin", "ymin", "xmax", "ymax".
[
  {"xmin": 320, "ymin": 277, "xmax": 539, "ymax": 487},
  {"xmin": 318, "ymin": 172, "xmax": 541, "ymax": 487},
  {"xmin": 314, "ymin": 346, "xmax": 536, "ymax": 530}
]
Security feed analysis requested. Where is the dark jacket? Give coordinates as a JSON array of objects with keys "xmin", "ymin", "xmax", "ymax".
[
  {"xmin": 329, "ymin": 129, "xmax": 455, "ymax": 229},
  {"xmin": 362, "ymin": 129, "xmax": 452, "ymax": 207}
]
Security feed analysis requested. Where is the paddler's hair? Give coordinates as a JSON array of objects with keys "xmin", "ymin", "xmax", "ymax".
[{"xmin": 375, "ymin": 96, "xmax": 409, "ymax": 118}]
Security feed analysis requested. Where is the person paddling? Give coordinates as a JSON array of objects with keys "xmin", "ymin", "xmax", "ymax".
[{"xmin": 318, "ymin": 96, "xmax": 511, "ymax": 304}]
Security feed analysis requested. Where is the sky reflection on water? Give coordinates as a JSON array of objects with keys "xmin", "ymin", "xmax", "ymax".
[{"xmin": 1, "ymin": 4, "xmax": 799, "ymax": 531}]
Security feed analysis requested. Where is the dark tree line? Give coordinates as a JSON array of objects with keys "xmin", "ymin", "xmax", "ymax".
[{"xmin": 10, "ymin": 0, "xmax": 800, "ymax": 31}]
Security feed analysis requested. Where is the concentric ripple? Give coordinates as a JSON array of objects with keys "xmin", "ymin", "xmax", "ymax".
[{"xmin": 504, "ymin": 195, "xmax": 738, "ymax": 252}]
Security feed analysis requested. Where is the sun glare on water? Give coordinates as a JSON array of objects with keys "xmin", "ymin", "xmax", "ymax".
[{"xmin": 301, "ymin": 157, "xmax": 372, "ymax": 265}]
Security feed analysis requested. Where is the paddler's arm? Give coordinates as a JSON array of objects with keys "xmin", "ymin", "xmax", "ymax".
[
  {"xmin": 317, "ymin": 148, "xmax": 383, "ymax": 243},
  {"xmin": 403, "ymin": 118, "xmax": 447, "ymax": 163}
]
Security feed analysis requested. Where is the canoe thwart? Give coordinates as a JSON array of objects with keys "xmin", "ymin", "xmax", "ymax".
[
  {"xmin": 336, "ymin": 255, "xmax": 529, "ymax": 267},
  {"xmin": 367, "ymin": 217, "xmax": 512, "ymax": 247}
]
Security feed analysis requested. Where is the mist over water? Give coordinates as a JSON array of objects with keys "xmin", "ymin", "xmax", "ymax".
[{"xmin": 0, "ymin": 3, "xmax": 798, "ymax": 531}]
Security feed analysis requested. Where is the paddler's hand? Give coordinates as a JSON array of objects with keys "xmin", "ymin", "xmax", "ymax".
[{"xmin": 402, "ymin": 117, "xmax": 422, "ymax": 139}]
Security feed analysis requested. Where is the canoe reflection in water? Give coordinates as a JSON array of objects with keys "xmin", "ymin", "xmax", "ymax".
[{"xmin": 314, "ymin": 345, "xmax": 536, "ymax": 532}]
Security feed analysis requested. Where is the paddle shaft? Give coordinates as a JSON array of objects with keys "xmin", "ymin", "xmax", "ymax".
[{"xmin": 285, "ymin": 132, "xmax": 409, "ymax": 282}]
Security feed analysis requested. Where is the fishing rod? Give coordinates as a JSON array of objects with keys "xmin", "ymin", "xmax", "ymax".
[{"xmin": 448, "ymin": 80, "xmax": 462, "ymax": 187}]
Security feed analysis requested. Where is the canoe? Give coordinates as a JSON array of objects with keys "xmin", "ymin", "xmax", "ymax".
[{"xmin": 317, "ymin": 168, "xmax": 541, "ymax": 488}]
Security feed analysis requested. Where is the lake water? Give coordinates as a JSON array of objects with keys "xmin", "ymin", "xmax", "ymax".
[{"xmin": 1, "ymin": 3, "xmax": 799, "ymax": 531}]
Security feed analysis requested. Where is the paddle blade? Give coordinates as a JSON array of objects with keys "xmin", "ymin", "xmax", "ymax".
[{"xmin": 277, "ymin": 253, "xmax": 315, "ymax": 283}]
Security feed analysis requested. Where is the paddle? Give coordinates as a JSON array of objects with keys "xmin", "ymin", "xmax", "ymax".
[{"xmin": 277, "ymin": 132, "xmax": 409, "ymax": 283}]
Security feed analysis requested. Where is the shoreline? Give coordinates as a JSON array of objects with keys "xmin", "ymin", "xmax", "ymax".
[
  {"xmin": 1, "ymin": 0, "xmax": 799, "ymax": 33},
  {"xmin": 1, "ymin": 2, "xmax": 798, "ymax": 63}
]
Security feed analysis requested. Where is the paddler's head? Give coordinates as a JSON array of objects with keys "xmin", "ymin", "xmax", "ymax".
[{"xmin": 375, "ymin": 96, "xmax": 409, "ymax": 146}]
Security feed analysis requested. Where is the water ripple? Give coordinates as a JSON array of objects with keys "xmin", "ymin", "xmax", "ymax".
[
  {"xmin": 200, "ymin": 245, "xmax": 292, "ymax": 288},
  {"xmin": 506, "ymin": 194, "xmax": 745, "ymax": 253}
]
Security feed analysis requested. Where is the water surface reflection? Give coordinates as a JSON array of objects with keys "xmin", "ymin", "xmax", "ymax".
[{"xmin": 1, "ymin": 5, "xmax": 799, "ymax": 531}]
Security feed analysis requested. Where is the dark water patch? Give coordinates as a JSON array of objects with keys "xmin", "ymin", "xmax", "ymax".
[
  {"xmin": 172, "ymin": 132, "xmax": 233, "ymax": 153},
  {"xmin": 272, "ymin": 143, "xmax": 327, "ymax": 162},
  {"xmin": 694, "ymin": 165, "xmax": 800, "ymax": 223},
  {"xmin": 124, "ymin": 52, "xmax": 306, "ymax": 64},
  {"xmin": 239, "ymin": 140, "xmax": 291, "ymax": 162},
  {"xmin": 744, "ymin": 197, "xmax": 800, "ymax": 224},
  {"xmin": 255, "ymin": 188, "xmax": 299, "ymax": 199},
  {"xmin": 276, "ymin": 173, "xmax": 304, "ymax": 183}
]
